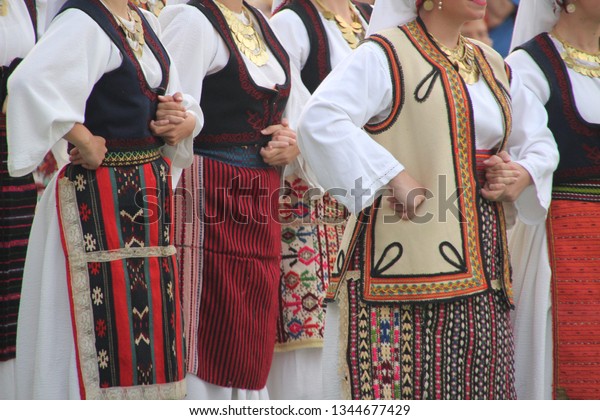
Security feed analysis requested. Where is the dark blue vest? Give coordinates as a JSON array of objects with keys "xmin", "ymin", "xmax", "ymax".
[
  {"xmin": 59, "ymin": 0, "xmax": 171, "ymax": 154},
  {"xmin": 518, "ymin": 34, "xmax": 600, "ymax": 183},
  {"xmin": 188, "ymin": 0, "xmax": 290, "ymax": 154}
]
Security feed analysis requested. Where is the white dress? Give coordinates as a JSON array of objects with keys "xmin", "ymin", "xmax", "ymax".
[
  {"xmin": 297, "ymin": 39, "xmax": 558, "ymax": 399},
  {"xmin": 0, "ymin": 0, "xmax": 36, "ymax": 401},
  {"xmin": 506, "ymin": 38, "xmax": 600, "ymax": 400},
  {"xmin": 265, "ymin": 5, "xmax": 369, "ymax": 401},
  {"xmin": 158, "ymin": 3, "xmax": 306, "ymax": 400},
  {"xmin": 7, "ymin": 8, "xmax": 201, "ymax": 399}
]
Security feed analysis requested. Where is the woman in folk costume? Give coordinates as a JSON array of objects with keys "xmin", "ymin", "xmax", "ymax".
[
  {"xmin": 298, "ymin": 0, "xmax": 559, "ymax": 399},
  {"xmin": 7, "ymin": 0, "xmax": 202, "ymax": 399},
  {"xmin": 0, "ymin": 0, "xmax": 40, "ymax": 400},
  {"xmin": 507, "ymin": 0, "xmax": 600, "ymax": 400},
  {"xmin": 159, "ymin": 0, "xmax": 305, "ymax": 400},
  {"xmin": 265, "ymin": 0, "xmax": 370, "ymax": 400}
]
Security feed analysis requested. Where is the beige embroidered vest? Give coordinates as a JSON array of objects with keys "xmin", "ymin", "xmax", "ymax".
[{"xmin": 327, "ymin": 20, "xmax": 514, "ymax": 304}]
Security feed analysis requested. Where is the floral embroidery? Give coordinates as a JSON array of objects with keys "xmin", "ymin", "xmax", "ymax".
[
  {"xmin": 167, "ymin": 280, "xmax": 173, "ymax": 301},
  {"xmin": 92, "ymin": 286, "xmax": 104, "ymax": 305},
  {"xmin": 96, "ymin": 319, "xmax": 107, "ymax": 338},
  {"xmin": 79, "ymin": 202, "xmax": 92, "ymax": 222},
  {"xmin": 159, "ymin": 164, "xmax": 167, "ymax": 183},
  {"xmin": 84, "ymin": 233, "xmax": 97, "ymax": 252},
  {"xmin": 98, "ymin": 349, "xmax": 109, "ymax": 369},
  {"xmin": 74, "ymin": 174, "xmax": 87, "ymax": 192}
]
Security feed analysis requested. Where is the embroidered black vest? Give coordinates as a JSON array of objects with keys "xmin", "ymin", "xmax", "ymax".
[
  {"xmin": 518, "ymin": 34, "xmax": 600, "ymax": 183},
  {"xmin": 189, "ymin": 0, "xmax": 291, "ymax": 153},
  {"xmin": 278, "ymin": 0, "xmax": 370, "ymax": 94},
  {"xmin": 59, "ymin": 0, "xmax": 170, "ymax": 155}
]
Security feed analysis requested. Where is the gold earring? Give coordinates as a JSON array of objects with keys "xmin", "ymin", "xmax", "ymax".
[
  {"xmin": 423, "ymin": 0, "xmax": 434, "ymax": 11},
  {"xmin": 566, "ymin": 2, "xmax": 576, "ymax": 13},
  {"xmin": 438, "ymin": 0, "xmax": 443, "ymax": 10}
]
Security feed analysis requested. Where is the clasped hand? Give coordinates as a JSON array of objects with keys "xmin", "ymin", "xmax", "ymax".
[
  {"xmin": 260, "ymin": 118, "xmax": 299, "ymax": 166},
  {"xmin": 150, "ymin": 92, "xmax": 195, "ymax": 146},
  {"xmin": 481, "ymin": 151, "xmax": 532, "ymax": 202}
]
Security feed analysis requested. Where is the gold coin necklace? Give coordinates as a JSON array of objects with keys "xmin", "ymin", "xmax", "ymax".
[
  {"xmin": 0, "ymin": 0, "xmax": 8, "ymax": 17},
  {"xmin": 313, "ymin": 0, "xmax": 364, "ymax": 49},
  {"xmin": 101, "ymin": 1, "xmax": 145, "ymax": 59},
  {"xmin": 432, "ymin": 34, "xmax": 480, "ymax": 85},
  {"xmin": 131, "ymin": 0, "xmax": 165, "ymax": 17},
  {"xmin": 215, "ymin": 1, "xmax": 269, "ymax": 67},
  {"xmin": 552, "ymin": 31, "xmax": 600, "ymax": 79}
]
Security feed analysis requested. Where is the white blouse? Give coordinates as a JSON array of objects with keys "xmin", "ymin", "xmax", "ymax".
[
  {"xmin": 507, "ymin": 36, "xmax": 600, "ymax": 125},
  {"xmin": 35, "ymin": 0, "xmax": 68, "ymax": 35},
  {"xmin": 0, "ymin": 0, "xmax": 36, "ymax": 67},
  {"xmin": 7, "ymin": 7, "xmax": 203, "ymax": 177},
  {"xmin": 269, "ymin": 4, "xmax": 369, "ymax": 73},
  {"xmin": 297, "ymin": 39, "xmax": 558, "ymax": 224}
]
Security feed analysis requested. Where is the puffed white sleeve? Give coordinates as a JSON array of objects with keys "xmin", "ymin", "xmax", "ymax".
[
  {"xmin": 270, "ymin": 8, "xmax": 329, "ymax": 184},
  {"xmin": 270, "ymin": 9, "xmax": 311, "ymax": 74},
  {"xmin": 505, "ymin": 62, "xmax": 559, "ymax": 225},
  {"xmin": 160, "ymin": 62, "xmax": 204, "ymax": 172},
  {"xmin": 145, "ymin": 9, "xmax": 203, "ymax": 171},
  {"xmin": 297, "ymin": 41, "xmax": 404, "ymax": 214},
  {"xmin": 7, "ymin": 9, "xmax": 116, "ymax": 177},
  {"xmin": 159, "ymin": 4, "xmax": 219, "ymax": 103},
  {"xmin": 35, "ymin": 0, "xmax": 68, "ymax": 36},
  {"xmin": 506, "ymin": 49, "xmax": 551, "ymax": 105}
]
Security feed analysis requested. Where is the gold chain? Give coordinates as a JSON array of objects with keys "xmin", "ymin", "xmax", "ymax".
[
  {"xmin": 313, "ymin": 0, "xmax": 365, "ymax": 49},
  {"xmin": 432, "ymin": 34, "xmax": 480, "ymax": 85},
  {"xmin": 215, "ymin": 1, "xmax": 269, "ymax": 67},
  {"xmin": 102, "ymin": 1, "xmax": 145, "ymax": 59},
  {"xmin": 0, "ymin": 0, "xmax": 8, "ymax": 17},
  {"xmin": 551, "ymin": 31, "xmax": 600, "ymax": 78}
]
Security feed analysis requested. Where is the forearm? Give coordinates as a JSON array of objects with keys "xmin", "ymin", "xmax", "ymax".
[{"xmin": 63, "ymin": 123, "xmax": 94, "ymax": 149}]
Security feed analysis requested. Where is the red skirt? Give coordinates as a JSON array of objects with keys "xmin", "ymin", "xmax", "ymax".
[
  {"xmin": 175, "ymin": 156, "xmax": 281, "ymax": 389},
  {"xmin": 548, "ymin": 199, "xmax": 600, "ymax": 399}
]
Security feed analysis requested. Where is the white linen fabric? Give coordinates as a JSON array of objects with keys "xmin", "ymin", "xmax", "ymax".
[{"xmin": 0, "ymin": 0, "xmax": 35, "ymax": 67}]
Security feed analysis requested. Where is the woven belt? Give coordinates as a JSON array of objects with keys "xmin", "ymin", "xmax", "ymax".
[
  {"xmin": 552, "ymin": 179, "xmax": 600, "ymax": 202},
  {"xmin": 102, "ymin": 148, "xmax": 162, "ymax": 167}
]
